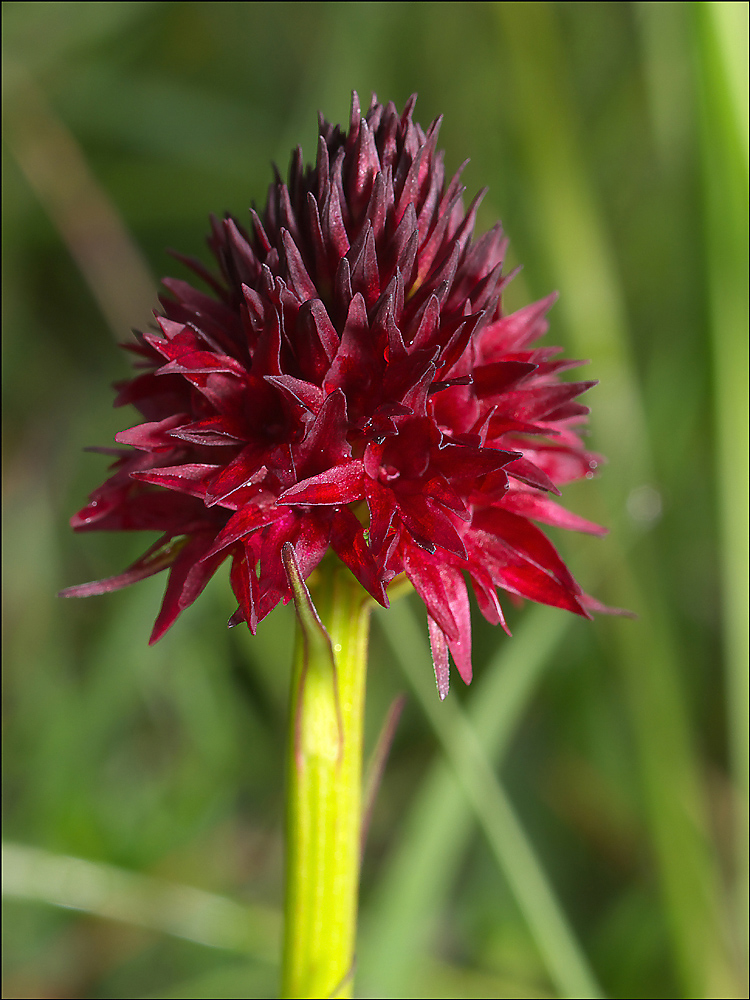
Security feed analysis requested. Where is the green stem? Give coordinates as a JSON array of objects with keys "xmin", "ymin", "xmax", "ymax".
[{"xmin": 281, "ymin": 553, "xmax": 371, "ymax": 999}]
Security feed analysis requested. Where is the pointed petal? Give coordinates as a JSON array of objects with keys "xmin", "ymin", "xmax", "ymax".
[
  {"xmin": 59, "ymin": 534, "xmax": 188, "ymax": 598},
  {"xmin": 278, "ymin": 461, "xmax": 365, "ymax": 506},
  {"xmin": 427, "ymin": 615, "xmax": 450, "ymax": 700},
  {"xmin": 501, "ymin": 491, "xmax": 608, "ymax": 536},
  {"xmin": 150, "ymin": 535, "xmax": 229, "ymax": 643}
]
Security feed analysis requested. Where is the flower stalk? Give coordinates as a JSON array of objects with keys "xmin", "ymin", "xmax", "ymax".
[{"xmin": 281, "ymin": 545, "xmax": 371, "ymax": 999}]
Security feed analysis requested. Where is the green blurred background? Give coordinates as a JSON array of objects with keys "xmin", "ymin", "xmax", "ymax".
[{"xmin": 2, "ymin": 3, "xmax": 747, "ymax": 998}]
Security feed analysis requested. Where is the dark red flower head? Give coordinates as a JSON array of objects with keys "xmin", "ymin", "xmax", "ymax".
[{"xmin": 63, "ymin": 93, "xmax": 610, "ymax": 698}]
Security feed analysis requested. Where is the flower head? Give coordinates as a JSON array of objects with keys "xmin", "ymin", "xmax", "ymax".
[{"xmin": 63, "ymin": 93, "xmax": 610, "ymax": 697}]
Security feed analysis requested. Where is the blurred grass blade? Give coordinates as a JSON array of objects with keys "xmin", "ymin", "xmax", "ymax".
[
  {"xmin": 359, "ymin": 603, "xmax": 572, "ymax": 995},
  {"xmin": 377, "ymin": 600, "xmax": 604, "ymax": 1000},
  {"xmin": 361, "ymin": 693, "xmax": 407, "ymax": 857},
  {"xmin": 3, "ymin": 64, "xmax": 157, "ymax": 338},
  {"xmin": 2, "ymin": 841, "xmax": 281, "ymax": 959},
  {"xmin": 495, "ymin": 4, "xmax": 736, "ymax": 994},
  {"xmin": 692, "ymin": 0, "xmax": 750, "ymax": 960}
]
